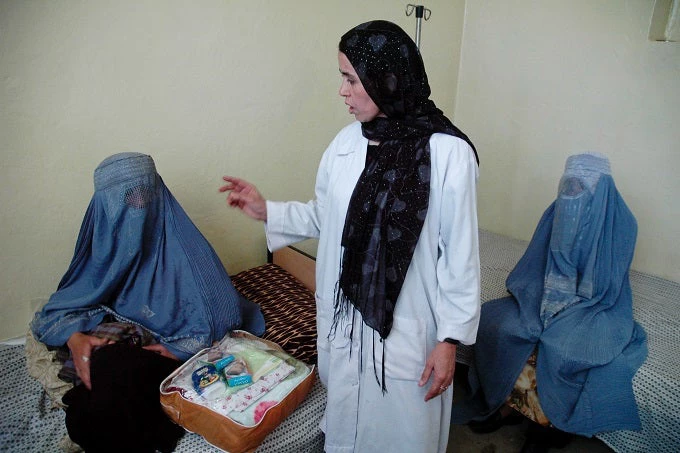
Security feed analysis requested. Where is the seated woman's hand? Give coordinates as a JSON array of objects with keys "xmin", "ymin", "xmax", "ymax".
[
  {"xmin": 66, "ymin": 332, "xmax": 115, "ymax": 390},
  {"xmin": 143, "ymin": 343, "xmax": 178, "ymax": 360}
]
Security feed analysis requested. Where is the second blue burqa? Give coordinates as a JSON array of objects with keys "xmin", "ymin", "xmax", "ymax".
[{"xmin": 452, "ymin": 153, "xmax": 647, "ymax": 436}]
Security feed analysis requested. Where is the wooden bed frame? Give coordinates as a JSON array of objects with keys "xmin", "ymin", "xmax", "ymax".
[{"xmin": 270, "ymin": 246, "xmax": 316, "ymax": 293}]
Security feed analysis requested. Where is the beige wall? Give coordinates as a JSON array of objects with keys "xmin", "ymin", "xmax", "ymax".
[
  {"xmin": 6, "ymin": 1, "xmax": 676, "ymax": 342},
  {"xmin": 0, "ymin": 0, "xmax": 466, "ymax": 340},
  {"xmin": 456, "ymin": 0, "xmax": 680, "ymax": 283}
]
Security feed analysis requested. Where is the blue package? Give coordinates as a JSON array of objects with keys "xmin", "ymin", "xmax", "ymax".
[{"xmin": 192, "ymin": 364, "xmax": 220, "ymax": 394}]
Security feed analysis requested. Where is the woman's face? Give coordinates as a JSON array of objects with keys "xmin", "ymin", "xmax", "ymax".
[{"xmin": 338, "ymin": 51, "xmax": 382, "ymax": 123}]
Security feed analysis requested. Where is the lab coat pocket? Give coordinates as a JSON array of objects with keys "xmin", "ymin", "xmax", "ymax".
[
  {"xmin": 316, "ymin": 303, "xmax": 351, "ymax": 386},
  {"xmin": 316, "ymin": 301, "xmax": 351, "ymax": 350},
  {"xmin": 375, "ymin": 316, "xmax": 427, "ymax": 381}
]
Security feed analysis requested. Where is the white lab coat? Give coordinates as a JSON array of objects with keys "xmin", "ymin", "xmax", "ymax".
[{"xmin": 265, "ymin": 121, "xmax": 480, "ymax": 453}]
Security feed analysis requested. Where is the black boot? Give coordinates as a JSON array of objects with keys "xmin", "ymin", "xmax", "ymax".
[
  {"xmin": 519, "ymin": 422, "xmax": 572, "ymax": 453},
  {"xmin": 468, "ymin": 407, "xmax": 524, "ymax": 434}
]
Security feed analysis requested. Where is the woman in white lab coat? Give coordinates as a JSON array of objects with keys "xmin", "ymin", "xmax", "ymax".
[{"xmin": 221, "ymin": 20, "xmax": 481, "ymax": 453}]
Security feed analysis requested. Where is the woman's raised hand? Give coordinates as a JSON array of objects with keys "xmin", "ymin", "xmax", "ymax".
[
  {"xmin": 66, "ymin": 332, "xmax": 115, "ymax": 390},
  {"xmin": 219, "ymin": 176, "xmax": 267, "ymax": 221}
]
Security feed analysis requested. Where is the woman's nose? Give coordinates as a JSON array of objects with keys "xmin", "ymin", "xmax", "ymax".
[{"xmin": 339, "ymin": 80, "xmax": 349, "ymax": 97}]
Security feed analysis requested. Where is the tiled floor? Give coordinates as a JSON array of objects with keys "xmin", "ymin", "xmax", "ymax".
[
  {"xmin": 447, "ymin": 419, "xmax": 614, "ymax": 453},
  {"xmin": 447, "ymin": 367, "xmax": 614, "ymax": 453}
]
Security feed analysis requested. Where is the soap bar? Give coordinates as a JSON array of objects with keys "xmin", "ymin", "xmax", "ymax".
[{"xmin": 223, "ymin": 357, "xmax": 253, "ymax": 387}]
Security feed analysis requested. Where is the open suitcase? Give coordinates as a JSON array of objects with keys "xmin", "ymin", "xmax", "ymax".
[{"xmin": 160, "ymin": 330, "xmax": 316, "ymax": 453}]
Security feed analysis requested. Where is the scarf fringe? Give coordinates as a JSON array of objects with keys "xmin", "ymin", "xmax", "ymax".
[{"xmin": 331, "ymin": 282, "xmax": 388, "ymax": 394}]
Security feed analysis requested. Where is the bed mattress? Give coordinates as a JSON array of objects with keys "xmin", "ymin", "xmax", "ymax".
[{"xmin": 1, "ymin": 262, "xmax": 325, "ymax": 453}]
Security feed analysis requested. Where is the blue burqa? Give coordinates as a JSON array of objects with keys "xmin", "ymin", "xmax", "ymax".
[
  {"xmin": 31, "ymin": 152, "xmax": 264, "ymax": 361},
  {"xmin": 452, "ymin": 153, "xmax": 647, "ymax": 436}
]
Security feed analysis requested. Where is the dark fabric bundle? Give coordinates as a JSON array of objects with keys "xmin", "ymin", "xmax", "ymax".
[
  {"xmin": 63, "ymin": 343, "xmax": 183, "ymax": 453},
  {"xmin": 57, "ymin": 321, "xmax": 156, "ymax": 385},
  {"xmin": 334, "ymin": 20, "xmax": 478, "ymax": 340}
]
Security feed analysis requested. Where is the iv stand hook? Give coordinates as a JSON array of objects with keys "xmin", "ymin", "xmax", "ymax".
[{"xmin": 405, "ymin": 4, "xmax": 431, "ymax": 49}]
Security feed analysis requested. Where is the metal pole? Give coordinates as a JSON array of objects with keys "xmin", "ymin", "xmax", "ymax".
[
  {"xmin": 406, "ymin": 4, "xmax": 431, "ymax": 50},
  {"xmin": 414, "ymin": 5, "xmax": 424, "ymax": 49}
]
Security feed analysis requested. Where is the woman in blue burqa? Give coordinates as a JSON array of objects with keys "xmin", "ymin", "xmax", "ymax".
[
  {"xmin": 30, "ymin": 152, "xmax": 264, "ymax": 452},
  {"xmin": 452, "ymin": 153, "xmax": 647, "ymax": 440}
]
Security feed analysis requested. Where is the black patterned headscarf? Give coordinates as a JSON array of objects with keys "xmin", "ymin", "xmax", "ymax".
[{"xmin": 334, "ymin": 21, "xmax": 478, "ymax": 351}]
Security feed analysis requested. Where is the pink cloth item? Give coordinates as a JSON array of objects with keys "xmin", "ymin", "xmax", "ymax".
[{"xmin": 254, "ymin": 401, "xmax": 279, "ymax": 424}]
